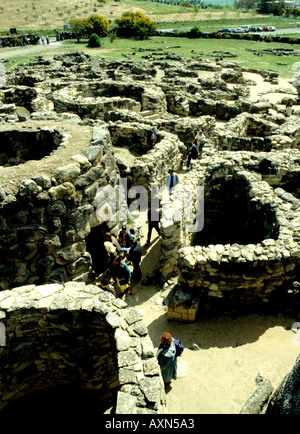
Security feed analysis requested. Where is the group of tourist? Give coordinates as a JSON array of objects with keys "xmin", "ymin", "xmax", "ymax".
[
  {"xmin": 100, "ymin": 208, "xmax": 164, "ymax": 296},
  {"xmin": 102, "ymin": 226, "xmax": 142, "ymax": 297},
  {"xmin": 22, "ymin": 35, "xmax": 50, "ymax": 46}
]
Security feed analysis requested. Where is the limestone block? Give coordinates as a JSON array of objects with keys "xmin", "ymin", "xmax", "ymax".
[
  {"xmin": 54, "ymin": 163, "xmax": 81, "ymax": 184},
  {"xmin": 18, "ymin": 180, "xmax": 39, "ymax": 197},
  {"xmin": 48, "ymin": 182, "xmax": 74, "ymax": 201},
  {"xmin": 53, "ymin": 241, "xmax": 86, "ymax": 265}
]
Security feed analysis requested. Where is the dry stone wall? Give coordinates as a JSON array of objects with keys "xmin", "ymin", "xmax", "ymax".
[
  {"xmin": 214, "ymin": 112, "xmax": 300, "ymax": 151},
  {"xmin": 161, "ymin": 150, "xmax": 300, "ymax": 312},
  {"xmin": 0, "ymin": 281, "xmax": 166, "ymax": 414},
  {"xmin": 51, "ymin": 80, "xmax": 167, "ymax": 119},
  {"xmin": 0, "ymin": 123, "xmax": 120, "ymax": 290}
]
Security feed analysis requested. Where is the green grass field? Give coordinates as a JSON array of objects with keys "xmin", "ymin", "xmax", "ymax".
[
  {"xmin": 3, "ymin": 34, "xmax": 298, "ymax": 82},
  {"xmin": 0, "ymin": 0, "xmax": 299, "ymax": 82}
]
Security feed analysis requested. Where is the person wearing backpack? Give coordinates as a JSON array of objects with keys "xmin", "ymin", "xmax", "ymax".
[
  {"xmin": 186, "ymin": 142, "xmax": 198, "ymax": 169},
  {"xmin": 156, "ymin": 332, "xmax": 184, "ymax": 384}
]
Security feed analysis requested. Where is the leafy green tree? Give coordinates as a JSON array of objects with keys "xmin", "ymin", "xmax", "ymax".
[
  {"xmin": 115, "ymin": 11, "xmax": 156, "ymax": 39},
  {"xmin": 187, "ymin": 26, "xmax": 202, "ymax": 38},
  {"xmin": 84, "ymin": 14, "xmax": 110, "ymax": 37},
  {"xmin": 88, "ymin": 33, "xmax": 102, "ymax": 47},
  {"xmin": 69, "ymin": 18, "xmax": 86, "ymax": 42},
  {"xmin": 257, "ymin": 0, "xmax": 285, "ymax": 14},
  {"xmin": 290, "ymin": 7, "xmax": 300, "ymax": 16},
  {"xmin": 234, "ymin": 0, "xmax": 256, "ymax": 10}
]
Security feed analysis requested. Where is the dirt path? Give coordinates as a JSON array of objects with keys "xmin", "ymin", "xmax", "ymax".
[{"xmin": 0, "ymin": 41, "xmax": 63, "ymax": 60}]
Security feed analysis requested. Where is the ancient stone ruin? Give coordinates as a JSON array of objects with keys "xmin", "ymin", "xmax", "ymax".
[{"xmin": 0, "ymin": 51, "xmax": 299, "ymax": 414}]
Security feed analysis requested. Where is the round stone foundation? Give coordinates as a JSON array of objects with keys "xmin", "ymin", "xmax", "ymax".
[
  {"xmin": 0, "ymin": 282, "xmax": 166, "ymax": 416},
  {"xmin": 0, "ymin": 128, "xmax": 62, "ymax": 166}
]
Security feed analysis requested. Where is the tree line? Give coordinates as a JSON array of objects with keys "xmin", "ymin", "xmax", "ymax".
[
  {"xmin": 234, "ymin": 0, "xmax": 300, "ymax": 16},
  {"xmin": 69, "ymin": 11, "xmax": 157, "ymax": 45}
]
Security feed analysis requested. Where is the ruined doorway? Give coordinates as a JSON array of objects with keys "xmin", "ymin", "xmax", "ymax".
[{"xmin": 85, "ymin": 224, "xmax": 109, "ymax": 276}]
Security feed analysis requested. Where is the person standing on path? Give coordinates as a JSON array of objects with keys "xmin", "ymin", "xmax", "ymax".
[
  {"xmin": 166, "ymin": 168, "xmax": 180, "ymax": 194},
  {"xmin": 195, "ymin": 130, "xmax": 206, "ymax": 151},
  {"xmin": 146, "ymin": 207, "xmax": 161, "ymax": 246},
  {"xmin": 112, "ymin": 255, "xmax": 131, "ymax": 296},
  {"xmin": 128, "ymin": 237, "xmax": 142, "ymax": 282},
  {"xmin": 186, "ymin": 142, "xmax": 198, "ymax": 169},
  {"xmin": 156, "ymin": 332, "xmax": 178, "ymax": 384}
]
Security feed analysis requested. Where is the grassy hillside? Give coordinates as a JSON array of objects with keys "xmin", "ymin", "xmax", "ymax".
[{"xmin": 0, "ymin": 0, "xmax": 269, "ymax": 33}]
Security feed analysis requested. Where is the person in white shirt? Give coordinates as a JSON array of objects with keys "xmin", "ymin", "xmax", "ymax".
[
  {"xmin": 195, "ymin": 130, "xmax": 206, "ymax": 150},
  {"xmin": 166, "ymin": 168, "xmax": 180, "ymax": 193}
]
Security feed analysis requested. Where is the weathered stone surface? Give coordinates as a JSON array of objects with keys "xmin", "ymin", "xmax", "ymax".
[
  {"xmin": 240, "ymin": 379, "xmax": 274, "ymax": 414},
  {"xmin": 0, "ymin": 282, "xmax": 166, "ymax": 415},
  {"xmin": 53, "ymin": 241, "xmax": 86, "ymax": 265},
  {"xmin": 266, "ymin": 355, "xmax": 300, "ymax": 414}
]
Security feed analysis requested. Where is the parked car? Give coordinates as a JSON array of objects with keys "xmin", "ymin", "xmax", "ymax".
[
  {"xmin": 256, "ymin": 27, "xmax": 263, "ymax": 32},
  {"xmin": 241, "ymin": 25, "xmax": 251, "ymax": 32},
  {"xmin": 232, "ymin": 27, "xmax": 244, "ymax": 33},
  {"xmin": 268, "ymin": 26, "xmax": 276, "ymax": 31},
  {"xmin": 218, "ymin": 28, "xmax": 232, "ymax": 33}
]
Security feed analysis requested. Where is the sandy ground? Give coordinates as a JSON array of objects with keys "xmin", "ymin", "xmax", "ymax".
[{"xmin": 121, "ymin": 73, "xmax": 299, "ymax": 414}]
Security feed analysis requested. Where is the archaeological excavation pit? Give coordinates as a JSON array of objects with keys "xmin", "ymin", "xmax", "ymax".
[
  {"xmin": 0, "ymin": 282, "xmax": 166, "ymax": 417},
  {"xmin": 161, "ymin": 163, "xmax": 300, "ymax": 317},
  {"xmin": 0, "ymin": 306, "xmax": 119, "ymax": 419},
  {"xmin": 0, "ymin": 128, "xmax": 63, "ymax": 166},
  {"xmin": 192, "ymin": 173, "xmax": 279, "ymax": 247},
  {"xmin": 51, "ymin": 79, "xmax": 167, "ymax": 120}
]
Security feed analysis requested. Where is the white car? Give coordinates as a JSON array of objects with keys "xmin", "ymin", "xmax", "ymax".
[
  {"xmin": 233, "ymin": 27, "xmax": 244, "ymax": 33},
  {"xmin": 268, "ymin": 26, "xmax": 276, "ymax": 31}
]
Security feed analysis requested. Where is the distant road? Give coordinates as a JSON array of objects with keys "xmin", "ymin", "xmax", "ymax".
[
  {"xmin": 0, "ymin": 39, "xmax": 62, "ymax": 60},
  {"xmin": 158, "ymin": 27, "xmax": 300, "ymax": 35},
  {"xmin": 256, "ymin": 27, "xmax": 300, "ymax": 35}
]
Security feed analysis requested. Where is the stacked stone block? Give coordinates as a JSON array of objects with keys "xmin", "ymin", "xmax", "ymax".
[
  {"xmin": 0, "ymin": 282, "xmax": 166, "ymax": 414},
  {"xmin": 0, "ymin": 125, "xmax": 119, "ymax": 290}
]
